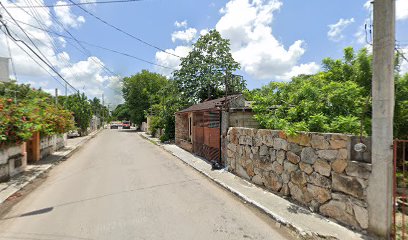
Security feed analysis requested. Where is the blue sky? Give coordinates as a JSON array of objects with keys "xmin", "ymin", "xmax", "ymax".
[{"xmin": 1, "ymin": 0, "xmax": 408, "ymax": 106}]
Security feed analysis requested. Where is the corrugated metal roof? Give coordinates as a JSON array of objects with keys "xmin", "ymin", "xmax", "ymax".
[{"xmin": 177, "ymin": 94, "xmax": 242, "ymax": 113}]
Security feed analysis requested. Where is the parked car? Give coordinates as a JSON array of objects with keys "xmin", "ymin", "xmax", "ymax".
[
  {"xmin": 122, "ymin": 121, "xmax": 131, "ymax": 129},
  {"xmin": 110, "ymin": 122, "xmax": 121, "ymax": 129},
  {"xmin": 67, "ymin": 129, "xmax": 80, "ymax": 138}
]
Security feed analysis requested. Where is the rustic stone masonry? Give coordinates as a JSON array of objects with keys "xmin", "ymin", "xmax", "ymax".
[{"xmin": 226, "ymin": 127, "xmax": 372, "ymax": 230}]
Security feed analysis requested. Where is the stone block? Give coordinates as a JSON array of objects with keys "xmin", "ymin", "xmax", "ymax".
[
  {"xmin": 317, "ymin": 150, "xmax": 338, "ymax": 161},
  {"xmin": 319, "ymin": 200, "xmax": 359, "ymax": 227},
  {"xmin": 251, "ymin": 146, "xmax": 259, "ymax": 154},
  {"xmin": 284, "ymin": 161, "xmax": 298, "ymax": 173},
  {"xmin": 273, "ymin": 138, "xmax": 288, "ymax": 150},
  {"xmin": 0, "ymin": 149, "xmax": 7, "ymax": 165},
  {"xmin": 227, "ymin": 143, "xmax": 237, "ymax": 152},
  {"xmin": 236, "ymin": 165, "xmax": 250, "ymax": 180},
  {"xmin": 337, "ymin": 149, "xmax": 348, "ymax": 160},
  {"xmin": 307, "ymin": 184, "xmax": 331, "ymax": 204},
  {"xmin": 311, "ymin": 134, "xmax": 330, "ymax": 149},
  {"xmin": 259, "ymin": 145, "xmax": 269, "ymax": 156},
  {"xmin": 276, "ymin": 150, "xmax": 286, "ymax": 164},
  {"xmin": 331, "ymin": 159, "xmax": 348, "ymax": 173},
  {"xmin": 330, "ymin": 139, "xmax": 347, "ymax": 149},
  {"xmin": 288, "ymin": 143, "xmax": 302, "ymax": 155},
  {"xmin": 301, "ymin": 147, "xmax": 318, "ymax": 164},
  {"xmin": 332, "ymin": 173, "xmax": 364, "ymax": 199},
  {"xmin": 345, "ymin": 161, "xmax": 371, "ymax": 180},
  {"xmin": 299, "ymin": 162, "xmax": 314, "ymax": 175},
  {"xmin": 289, "ymin": 182, "xmax": 312, "ymax": 204},
  {"xmin": 291, "ymin": 171, "xmax": 308, "ymax": 186},
  {"xmin": 280, "ymin": 183, "xmax": 290, "ymax": 196},
  {"xmin": 229, "ymin": 128, "xmax": 240, "ymax": 144},
  {"xmin": 308, "ymin": 172, "xmax": 331, "ymax": 188},
  {"xmin": 287, "ymin": 151, "xmax": 300, "ymax": 164},
  {"xmin": 313, "ymin": 159, "xmax": 331, "ymax": 177},
  {"xmin": 252, "ymin": 174, "xmax": 264, "ymax": 186},
  {"xmin": 353, "ymin": 204, "xmax": 368, "ymax": 229},
  {"xmin": 282, "ymin": 172, "xmax": 290, "ymax": 184},
  {"xmin": 239, "ymin": 135, "xmax": 253, "ymax": 146},
  {"xmin": 264, "ymin": 172, "xmax": 282, "ymax": 192},
  {"xmin": 287, "ymin": 133, "xmax": 311, "ymax": 146},
  {"xmin": 272, "ymin": 161, "xmax": 284, "ymax": 174},
  {"xmin": 270, "ymin": 149, "xmax": 276, "ymax": 162}
]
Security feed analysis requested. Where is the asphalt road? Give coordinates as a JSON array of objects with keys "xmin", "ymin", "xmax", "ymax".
[{"xmin": 0, "ymin": 129, "xmax": 292, "ymax": 240}]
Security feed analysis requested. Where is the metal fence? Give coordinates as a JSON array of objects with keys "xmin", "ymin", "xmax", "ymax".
[{"xmin": 394, "ymin": 140, "xmax": 408, "ymax": 239}]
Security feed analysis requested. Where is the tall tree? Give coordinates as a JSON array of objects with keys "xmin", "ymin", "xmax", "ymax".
[
  {"xmin": 64, "ymin": 93, "xmax": 92, "ymax": 135},
  {"xmin": 173, "ymin": 29, "xmax": 245, "ymax": 103},
  {"xmin": 122, "ymin": 70, "xmax": 168, "ymax": 125}
]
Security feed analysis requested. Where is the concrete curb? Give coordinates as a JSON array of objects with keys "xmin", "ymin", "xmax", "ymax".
[
  {"xmin": 137, "ymin": 132, "xmax": 369, "ymax": 240},
  {"xmin": 0, "ymin": 129, "xmax": 103, "ymax": 204}
]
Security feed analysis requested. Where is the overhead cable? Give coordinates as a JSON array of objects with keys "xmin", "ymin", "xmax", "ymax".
[
  {"xmin": 66, "ymin": 0, "xmax": 181, "ymax": 58},
  {"xmin": 8, "ymin": 0, "xmax": 145, "ymax": 8}
]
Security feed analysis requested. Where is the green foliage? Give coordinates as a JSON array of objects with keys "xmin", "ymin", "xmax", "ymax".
[
  {"xmin": 112, "ymin": 104, "xmax": 130, "ymax": 121},
  {"xmin": 0, "ymin": 83, "xmax": 75, "ymax": 147},
  {"xmin": 173, "ymin": 29, "xmax": 245, "ymax": 103},
  {"xmin": 395, "ymin": 74, "xmax": 408, "ymax": 139},
  {"xmin": 251, "ymin": 47, "xmax": 370, "ymax": 135},
  {"xmin": 122, "ymin": 70, "xmax": 168, "ymax": 125},
  {"xmin": 64, "ymin": 93, "xmax": 92, "ymax": 134}
]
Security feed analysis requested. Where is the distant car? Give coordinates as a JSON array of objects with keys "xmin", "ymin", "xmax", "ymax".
[
  {"xmin": 122, "ymin": 121, "xmax": 131, "ymax": 129},
  {"xmin": 110, "ymin": 121, "xmax": 121, "ymax": 129},
  {"xmin": 67, "ymin": 129, "xmax": 80, "ymax": 138}
]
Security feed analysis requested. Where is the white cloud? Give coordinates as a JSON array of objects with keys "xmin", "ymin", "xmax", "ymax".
[
  {"xmin": 200, "ymin": 29, "xmax": 209, "ymax": 36},
  {"xmin": 0, "ymin": 0, "xmax": 122, "ymax": 105},
  {"xmin": 396, "ymin": 0, "xmax": 408, "ymax": 21},
  {"xmin": 155, "ymin": 46, "xmax": 192, "ymax": 77},
  {"xmin": 54, "ymin": 1, "xmax": 85, "ymax": 28},
  {"xmin": 328, "ymin": 18, "xmax": 355, "ymax": 42},
  {"xmin": 276, "ymin": 62, "xmax": 320, "ymax": 81},
  {"xmin": 174, "ymin": 20, "xmax": 188, "ymax": 28},
  {"xmin": 215, "ymin": 0, "xmax": 315, "ymax": 80},
  {"xmin": 171, "ymin": 28, "xmax": 197, "ymax": 43}
]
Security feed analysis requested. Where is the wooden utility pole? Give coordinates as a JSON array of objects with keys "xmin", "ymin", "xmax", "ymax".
[
  {"xmin": 55, "ymin": 88, "xmax": 58, "ymax": 105},
  {"xmin": 368, "ymin": 0, "xmax": 395, "ymax": 238}
]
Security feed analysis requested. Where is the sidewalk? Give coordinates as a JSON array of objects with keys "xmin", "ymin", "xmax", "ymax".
[
  {"xmin": 0, "ymin": 129, "xmax": 102, "ymax": 204},
  {"xmin": 138, "ymin": 132, "xmax": 370, "ymax": 240}
]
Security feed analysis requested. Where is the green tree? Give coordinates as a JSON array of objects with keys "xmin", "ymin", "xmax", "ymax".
[
  {"xmin": 122, "ymin": 70, "xmax": 168, "ymax": 125},
  {"xmin": 112, "ymin": 104, "xmax": 130, "ymax": 121},
  {"xmin": 173, "ymin": 29, "xmax": 245, "ymax": 103},
  {"xmin": 64, "ymin": 93, "xmax": 92, "ymax": 135}
]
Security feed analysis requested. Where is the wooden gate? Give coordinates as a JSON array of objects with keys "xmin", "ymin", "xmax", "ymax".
[{"xmin": 193, "ymin": 111, "xmax": 221, "ymax": 162}]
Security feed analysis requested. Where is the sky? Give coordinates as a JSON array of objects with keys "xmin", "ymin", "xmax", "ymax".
[{"xmin": 0, "ymin": 0, "xmax": 407, "ymax": 108}]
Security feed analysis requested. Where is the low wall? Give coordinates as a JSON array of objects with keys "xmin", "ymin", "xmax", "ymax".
[
  {"xmin": 0, "ymin": 143, "xmax": 27, "ymax": 182},
  {"xmin": 40, "ymin": 134, "xmax": 67, "ymax": 159},
  {"xmin": 226, "ymin": 127, "xmax": 372, "ymax": 230}
]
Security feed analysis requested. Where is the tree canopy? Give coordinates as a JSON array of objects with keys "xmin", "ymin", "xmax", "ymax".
[
  {"xmin": 173, "ymin": 29, "xmax": 245, "ymax": 103},
  {"xmin": 122, "ymin": 70, "xmax": 168, "ymax": 125}
]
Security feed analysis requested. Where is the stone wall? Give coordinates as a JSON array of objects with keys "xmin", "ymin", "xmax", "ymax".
[
  {"xmin": 226, "ymin": 127, "xmax": 372, "ymax": 230},
  {"xmin": 0, "ymin": 144, "xmax": 27, "ymax": 182},
  {"xmin": 40, "ymin": 134, "xmax": 67, "ymax": 159}
]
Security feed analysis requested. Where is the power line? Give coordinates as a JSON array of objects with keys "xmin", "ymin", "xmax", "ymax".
[
  {"xmin": 66, "ymin": 0, "xmax": 181, "ymax": 58},
  {"xmin": 0, "ymin": 28, "xmax": 71, "ymax": 92},
  {"xmin": 8, "ymin": 0, "xmax": 145, "ymax": 8},
  {"xmin": 0, "ymin": 21, "xmax": 79, "ymax": 92},
  {"xmin": 11, "ymin": 19, "xmax": 176, "ymax": 70}
]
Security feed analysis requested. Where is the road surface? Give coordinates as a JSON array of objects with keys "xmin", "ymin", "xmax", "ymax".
[{"xmin": 0, "ymin": 129, "xmax": 292, "ymax": 240}]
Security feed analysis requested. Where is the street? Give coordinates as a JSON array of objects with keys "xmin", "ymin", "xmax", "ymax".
[{"xmin": 0, "ymin": 129, "xmax": 292, "ymax": 240}]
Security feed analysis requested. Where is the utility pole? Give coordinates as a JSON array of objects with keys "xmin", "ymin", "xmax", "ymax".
[
  {"xmin": 55, "ymin": 88, "xmax": 58, "ymax": 105},
  {"xmin": 367, "ymin": 0, "xmax": 395, "ymax": 238}
]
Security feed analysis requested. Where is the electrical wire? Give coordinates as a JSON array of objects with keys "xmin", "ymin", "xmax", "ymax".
[
  {"xmin": 4, "ymin": 26, "xmax": 18, "ymax": 80},
  {"xmin": 11, "ymin": 19, "xmax": 176, "ymax": 70},
  {"xmin": 66, "ymin": 0, "xmax": 181, "ymax": 58},
  {"xmin": 7, "ymin": 0, "xmax": 145, "ymax": 8},
  {"xmin": 0, "ymin": 21, "xmax": 79, "ymax": 92},
  {"xmin": 0, "ymin": 27, "xmax": 72, "ymax": 92}
]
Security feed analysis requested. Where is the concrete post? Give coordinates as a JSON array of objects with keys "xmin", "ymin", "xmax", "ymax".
[{"xmin": 367, "ymin": 0, "xmax": 395, "ymax": 238}]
